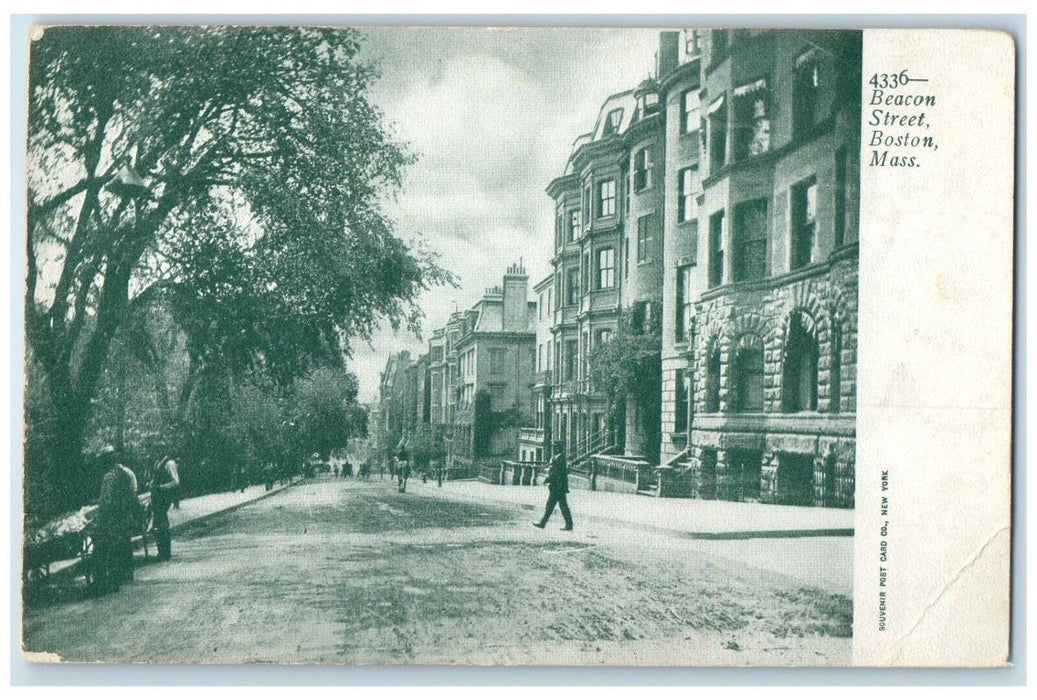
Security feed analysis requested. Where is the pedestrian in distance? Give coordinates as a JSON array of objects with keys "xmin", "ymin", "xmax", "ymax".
[
  {"xmin": 395, "ymin": 448, "xmax": 411, "ymax": 493},
  {"xmin": 150, "ymin": 456, "xmax": 180, "ymax": 562},
  {"xmin": 533, "ymin": 442, "xmax": 573, "ymax": 531},
  {"xmin": 93, "ymin": 445, "xmax": 141, "ymax": 593}
]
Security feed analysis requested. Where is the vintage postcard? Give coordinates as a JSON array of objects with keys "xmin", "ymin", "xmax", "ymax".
[{"xmin": 18, "ymin": 25, "xmax": 1014, "ymax": 667}]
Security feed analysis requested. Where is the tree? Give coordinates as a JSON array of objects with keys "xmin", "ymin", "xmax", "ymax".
[
  {"xmin": 288, "ymin": 368, "xmax": 367, "ymax": 459},
  {"xmin": 587, "ymin": 305, "xmax": 662, "ymax": 457},
  {"xmin": 26, "ymin": 27, "xmax": 449, "ymax": 507}
]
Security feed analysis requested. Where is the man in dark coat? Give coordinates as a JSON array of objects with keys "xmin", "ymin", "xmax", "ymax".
[
  {"xmin": 94, "ymin": 446, "xmax": 140, "ymax": 592},
  {"xmin": 533, "ymin": 443, "xmax": 573, "ymax": 531},
  {"xmin": 150, "ymin": 457, "xmax": 180, "ymax": 561}
]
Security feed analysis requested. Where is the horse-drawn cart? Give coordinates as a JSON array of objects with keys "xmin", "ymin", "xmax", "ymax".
[{"xmin": 23, "ymin": 492, "xmax": 154, "ymax": 587}]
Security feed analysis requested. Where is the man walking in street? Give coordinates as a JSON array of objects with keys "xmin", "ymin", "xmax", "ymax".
[
  {"xmin": 533, "ymin": 442, "xmax": 573, "ymax": 531},
  {"xmin": 395, "ymin": 448, "xmax": 411, "ymax": 493},
  {"xmin": 150, "ymin": 457, "xmax": 180, "ymax": 561},
  {"xmin": 94, "ymin": 446, "xmax": 140, "ymax": 593}
]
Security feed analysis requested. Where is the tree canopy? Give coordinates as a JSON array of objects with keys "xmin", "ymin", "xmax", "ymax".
[{"xmin": 26, "ymin": 26, "xmax": 449, "ymax": 508}]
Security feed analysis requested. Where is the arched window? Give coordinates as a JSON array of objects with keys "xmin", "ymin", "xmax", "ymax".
[
  {"xmin": 705, "ymin": 341, "xmax": 722, "ymax": 413},
  {"xmin": 781, "ymin": 311, "xmax": 819, "ymax": 412},
  {"xmin": 731, "ymin": 334, "xmax": 765, "ymax": 412}
]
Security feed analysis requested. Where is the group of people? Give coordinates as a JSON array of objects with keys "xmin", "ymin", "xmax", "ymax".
[
  {"xmin": 386, "ymin": 442, "xmax": 573, "ymax": 531},
  {"xmin": 390, "ymin": 449, "xmax": 447, "ymax": 492},
  {"xmin": 92, "ymin": 446, "xmax": 180, "ymax": 594}
]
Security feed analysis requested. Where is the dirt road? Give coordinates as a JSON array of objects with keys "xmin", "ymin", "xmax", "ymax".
[{"xmin": 22, "ymin": 478, "xmax": 852, "ymax": 665}]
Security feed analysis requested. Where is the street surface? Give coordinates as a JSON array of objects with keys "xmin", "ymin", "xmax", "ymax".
[{"xmin": 23, "ymin": 477, "xmax": 852, "ymax": 665}]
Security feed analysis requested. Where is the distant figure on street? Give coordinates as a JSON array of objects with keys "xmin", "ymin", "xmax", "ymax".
[
  {"xmin": 150, "ymin": 456, "xmax": 180, "ymax": 561},
  {"xmin": 395, "ymin": 449, "xmax": 411, "ymax": 493},
  {"xmin": 432, "ymin": 458, "xmax": 444, "ymax": 487},
  {"xmin": 263, "ymin": 462, "xmax": 276, "ymax": 491},
  {"xmin": 94, "ymin": 445, "xmax": 140, "ymax": 592},
  {"xmin": 533, "ymin": 443, "xmax": 573, "ymax": 531}
]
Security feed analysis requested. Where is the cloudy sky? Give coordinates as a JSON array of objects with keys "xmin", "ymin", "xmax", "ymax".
[{"xmin": 351, "ymin": 27, "xmax": 664, "ymax": 403}]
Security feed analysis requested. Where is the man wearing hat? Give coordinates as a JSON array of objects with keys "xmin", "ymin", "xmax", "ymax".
[
  {"xmin": 94, "ymin": 446, "xmax": 140, "ymax": 592},
  {"xmin": 533, "ymin": 441, "xmax": 574, "ymax": 531},
  {"xmin": 150, "ymin": 457, "xmax": 180, "ymax": 561}
]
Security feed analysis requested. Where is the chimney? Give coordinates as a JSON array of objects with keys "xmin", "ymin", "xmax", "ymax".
[
  {"xmin": 658, "ymin": 31, "xmax": 680, "ymax": 79},
  {"xmin": 502, "ymin": 261, "xmax": 529, "ymax": 333}
]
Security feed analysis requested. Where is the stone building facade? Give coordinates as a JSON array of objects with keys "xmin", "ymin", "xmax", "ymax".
[
  {"xmin": 528, "ymin": 29, "xmax": 859, "ymax": 508},
  {"xmin": 674, "ymin": 29, "xmax": 861, "ymax": 508}
]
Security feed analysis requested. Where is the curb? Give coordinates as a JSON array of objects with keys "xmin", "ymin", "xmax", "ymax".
[
  {"xmin": 168, "ymin": 478, "xmax": 300, "ymax": 535},
  {"xmin": 409, "ymin": 480, "xmax": 854, "ymax": 541}
]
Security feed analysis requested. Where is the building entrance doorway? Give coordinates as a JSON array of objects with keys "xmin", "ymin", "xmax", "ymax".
[
  {"xmin": 727, "ymin": 449, "xmax": 763, "ymax": 502},
  {"xmin": 698, "ymin": 448, "xmax": 717, "ymax": 500},
  {"xmin": 777, "ymin": 452, "xmax": 815, "ymax": 506}
]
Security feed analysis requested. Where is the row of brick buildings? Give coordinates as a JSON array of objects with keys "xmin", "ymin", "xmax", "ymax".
[
  {"xmin": 371, "ymin": 263, "xmax": 538, "ymax": 475},
  {"xmin": 375, "ymin": 28, "xmax": 860, "ymax": 508}
]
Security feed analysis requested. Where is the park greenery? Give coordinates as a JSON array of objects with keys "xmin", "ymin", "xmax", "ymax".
[{"xmin": 25, "ymin": 26, "xmax": 450, "ymax": 521}]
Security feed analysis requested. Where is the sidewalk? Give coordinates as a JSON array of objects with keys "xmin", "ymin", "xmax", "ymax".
[
  {"xmin": 165, "ymin": 480, "xmax": 296, "ymax": 533},
  {"xmin": 40, "ymin": 479, "xmax": 299, "ymax": 581},
  {"xmin": 407, "ymin": 478, "xmax": 854, "ymax": 539}
]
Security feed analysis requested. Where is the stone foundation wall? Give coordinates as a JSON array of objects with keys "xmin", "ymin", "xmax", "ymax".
[{"xmin": 686, "ymin": 429, "xmax": 855, "ymax": 508}]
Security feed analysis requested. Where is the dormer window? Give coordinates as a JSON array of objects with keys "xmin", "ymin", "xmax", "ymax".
[
  {"xmin": 637, "ymin": 92, "xmax": 660, "ymax": 121},
  {"xmin": 603, "ymin": 108, "xmax": 623, "ymax": 136}
]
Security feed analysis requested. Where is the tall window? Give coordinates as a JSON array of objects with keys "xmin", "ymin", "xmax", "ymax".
[
  {"xmin": 708, "ymin": 97, "xmax": 728, "ymax": 173},
  {"xmin": 567, "ymin": 268, "xmax": 579, "ymax": 306},
  {"xmin": 732, "ymin": 82, "xmax": 770, "ymax": 161},
  {"xmin": 597, "ymin": 179, "xmax": 616, "ymax": 217},
  {"xmin": 569, "ymin": 210, "xmax": 581, "ymax": 241},
  {"xmin": 597, "ymin": 247, "xmax": 615, "ymax": 289},
  {"xmin": 583, "ymin": 251, "xmax": 591, "ymax": 293},
  {"xmin": 793, "ymin": 51, "xmax": 820, "ymax": 140},
  {"xmin": 834, "ymin": 147, "xmax": 848, "ymax": 247},
  {"xmin": 732, "ymin": 199, "xmax": 768, "ymax": 282},
  {"xmin": 674, "ymin": 368, "xmax": 688, "ymax": 431},
  {"xmin": 594, "ymin": 328, "xmax": 612, "ymax": 347},
  {"xmin": 624, "ymin": 236, "xmax": 630, "ymax": 277},
  {"xmin": 705, "ymin": 342, "xmax": 722, "ymax": 413},
  {"xmin": 682, "ymin": 90, "xmax": 699, "ymax": 134},
  {"xmin": 829, "ymin": 322, "xmax": 843, "ymax": 414},
  {"xmin": 564, "ymin": 339, "xmax": 578, "ymax": 381},
  {"xmin": 675, "ymin": 265, "xmax": 694, "ymax": 343},
  {"xmin": 634, "ymin": 147, "xmax": 653, "ymax": 191},
  {"xmin": 637, "ymin": 214, "xmax": 653, "ymax": 262},
  {"xmin": 582, "ymin": 183, "xmax": 592, "ymax": 226},
  {"xmin": 731, "ymin": 335, "xmax": 765, "ymax": 412},
  {"xmin": 782, "ymin": 311, "xmax": 819, "ymax": 412},
  {"xmin": 678, "ymin": 166, "xmax": 698, "ymax": 223},
  {"xmin": 708, "ymin": 210, "xmax": 725, "ymax": 287},
  {"xmin": 791, "ymin": 177, "xmax": 818, "ymax": 270},
  {"xmin": 555, "ymin": 212, "xmax": 564, "ymax": 249},
  {"xmin": 490, "ymin": 348, "xmax": 506, "ymax": 376}
]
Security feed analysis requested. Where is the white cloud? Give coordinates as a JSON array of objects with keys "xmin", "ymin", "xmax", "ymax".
[{"xmin": 352, "ymin": 27, "xmax": 664, "ymax": 403}]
